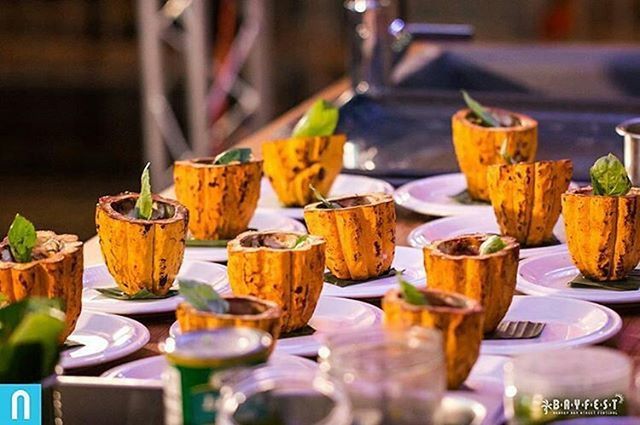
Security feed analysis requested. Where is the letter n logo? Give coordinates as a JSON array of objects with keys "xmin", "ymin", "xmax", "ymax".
[{"xmin": 0, "ymin": 384, "xmax": 41, "ymax": 424}]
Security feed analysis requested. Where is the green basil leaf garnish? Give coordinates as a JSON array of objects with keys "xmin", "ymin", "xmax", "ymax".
[
  {"xmin": 0, "ymin": 297, "xmax": 65, "ymax": 381},
  {"xmin": 291, "ymin": 235, "xmax": 309, "ymax": 249},
  {"xmin": 178, "ymin": 279, "xmax": 229, "ymax": 314},
  {"xmin": 214, "ymin": 148, "xmax": 252, "ymax": 165},
  {"xmin": 479, "ymin": 235, "xmax": 506, "ymax": 255},
  {"xmin": 590, "ymin": 153, "xmax": 632, "ymax": 196},
  {"xmin": 7, "ymin": 214, "xmax": 37, "ymax": 263},
  {"xmin": 398, "ymin": 273, "xmax": 428, "ymax": 306},
  {"xmin": 292, "ymin": 99, "xmax": 339, "ymax": 138},
  {"xmin": 310, "ymin": 185, "xmax": 339, "ymax": 209},
  {"xmin": 462, "ymin": 90, "xmax": 501, "ymax": 128},
  {"xmin": 95, "ymin": 287, "xmax": 178, "ymax": 300},
  {"xmin": 134, "ymin": 162, "xmax": 153, "ymax": 220}
]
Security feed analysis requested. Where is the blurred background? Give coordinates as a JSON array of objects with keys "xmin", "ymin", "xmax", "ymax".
[{"xmin": 1, "ymin": 0, "xmax": 640, "ymax": 239}]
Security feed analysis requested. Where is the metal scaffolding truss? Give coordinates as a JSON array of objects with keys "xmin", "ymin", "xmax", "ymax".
[{"xmin": 135, "ymin": 0, "xmax": 266, "ymax": 187}]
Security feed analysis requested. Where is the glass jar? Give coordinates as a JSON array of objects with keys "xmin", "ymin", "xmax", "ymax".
[
  {"xmin": 504, "ymin": 347, "xmax": 632, "ymax": 424},
  {"xmin": 319, "ymin": 327, "xmax": 446, "ymax": 425},
  {"xmin": 214, "ymin": 365, "xmax": 352, "ymax": 425}
]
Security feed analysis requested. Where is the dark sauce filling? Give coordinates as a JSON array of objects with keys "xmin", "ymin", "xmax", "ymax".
[
  {"xmin": 316, "ymin": 195, "xmax": 373, "ymax": 210},
  {"xmin": 466, "ymin": 111, "xmax": 521, "ymax": 128},
  {"xmin": 112, "ymin": 198, "xmax": 176, "ymax": 220},
  {"xmin": 437, "ymin": 237, "xmax": 483, "ymax": 256},
  {"xmin": 239, "ymin": 233, "xmax": 300, "ymax": 249},
  {"xmin": 226, "ymin": 298, "xmax": 271, "ymax": 315}
]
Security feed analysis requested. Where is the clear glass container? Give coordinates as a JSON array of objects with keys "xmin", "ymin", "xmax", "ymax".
[
  {"xmin": 504, "ymin": 347, "xmax": 632, "ymax": 425},
  {"xmin": 214, "ymin": 365, "xmax": 352, "ymax": 425},
  {"xmin": 319, "ymin": 327, "xmax": 446, "ymax": 425}
]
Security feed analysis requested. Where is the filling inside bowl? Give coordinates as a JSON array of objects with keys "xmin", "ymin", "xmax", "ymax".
[
  {"xmin": 402, "ymin": 290, "xmax": 468, "ymax": 309},
  {"xmin": 436, "ymin": 236, "xmax": 485, "ymax": 256},
  {"xmin": 112, "ymin": 197, "xmax": 176, "ymax": 220},
  {"xmin": 225, "ymin": 298, "xmax": 273, "ymax": 316},
  {"xmin": 1, "ymin": 233, "xmax": 72, "ymax": 262},
  {"xmin": 239, "ymin": 233, "xmax": 309, "ymax": 249},
  {"xmin": 317, "ymin": 194, "xmax": 375, "ymax": 209},
  {"xmin": 466, "ymin": 110, "xmax": 521, "ymax": 128}
]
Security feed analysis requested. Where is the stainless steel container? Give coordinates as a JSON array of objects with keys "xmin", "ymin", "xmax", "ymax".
[{"xmin": 617, "ymin": 118, "xmax": 640, "ymax": 185}]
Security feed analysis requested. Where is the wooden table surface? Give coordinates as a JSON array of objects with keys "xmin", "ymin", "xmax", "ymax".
[{"xmin": 77, "ymin": 78, "xmax": 640, "ymax": 378}]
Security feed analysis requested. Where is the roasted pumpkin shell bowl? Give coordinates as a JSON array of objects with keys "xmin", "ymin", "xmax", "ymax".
[
  {"xmin": 95, "ymin": 192, "xmax": 189, "ymax": 297},
  {"xmin": 176, "ymin": 295, "xmax": 283, "ymax": 346},
  {"xmin": 227, "ymin": 231, "xmax": 325, "ymax": 333},
  {"xmin": 0, "ymin": 231, "xmax": 83, "ymax": 341},
  {"xmin": 383, "ymin": 287, "xmax": 484, "ymax": 389}
]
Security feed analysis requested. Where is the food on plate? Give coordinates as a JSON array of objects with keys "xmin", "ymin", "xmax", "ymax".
[
  {"xmin": 0, "ymin": 214, "xmax": 83, "ymax": 341},
  {"xmin": 227, "ymin": 231, "xmax": 325, "ymax": 332},
  {"xmin": 383, "ymin": 277, "xmax": 484, "ymax": 389},
  {"xmin": 176, "ymin": 280, "xmax": 282, "ymax": 345},
  {"xmin": 96, "ymin": 163, "xmax": 189, "ymax": 296},
  {"xmin": 451, "ymin": 91, "xmax": 537, "ymax": 201},
  {"xmin": 173, "ymin": 148, "xmax": 262, "ymax": 240},
  {"xmin": 487, "ymin": 158, "xmax": 573, "ymax": 246},
  {"xmin": 424, "ymin": 233, "xmax": 519, "ymax": 333},
  {"xmin": 262, "ymin": 99, "xmax": 345, "ymax": 207},
  {"xmin": 304, "ymin": 191, "xmax": 395, "ymax": 280},
  {"xmin": 562, "ymin": 154, "xmax": 640, "ymax": 281}
]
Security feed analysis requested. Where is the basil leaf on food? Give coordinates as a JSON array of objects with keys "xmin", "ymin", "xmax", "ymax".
[
  {"xmin": 178, "ymin": 279, "xmax": 229, "ymax": 314},
  {"xmin": 479, "ymin": 235, "xmax": 506, "ymax": 255},
  {"xmin": 7, "ymin": 214, "xmax": 37, "ymax": 263},
  {"xmin": 134, "ymin": 162, "xmax": 153, "ymax": 220},
  {"xmin": 310, "ymin": 185, "xmax": 339, "ymax": 209},
  {"xmin": 290, "ymin": 235, "xmax": 309, "ymax": 249},
  {"xmin": 462, "ymin": 90, "xmax": 501, "ymax": 128},
  {"xmin": 398, "ymin": 274, "xmax": 428, "ymax": 306},
  {"xmin": 590, "ymin": 153, "xmax": 632, "ymax": 196},
  {"xmin": 214, "ymin": 148, "xmax": 252, "ymax": 165},
  {"xmin": 292, "ymin": 99, "xmax": 339, "ymax": 138},
  {"xmin": 95, "ymin": 287, "xmax": 178, "ymax": 300}
]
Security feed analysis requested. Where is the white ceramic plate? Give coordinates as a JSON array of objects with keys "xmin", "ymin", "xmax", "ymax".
[
  {"xmin": 518, "ymin": 252, "xmax": 640, "ymax": 304},
  {"xmin": 61, "ymin": 311, "xmax": 150, "ymax": 370},
  {"xmin": 408, "ymin": 213, "xmax": 568, "ymax": 259},
  {"xmin": 480, "ymin": 296, "xmax": 622, "ymax": 356},
  {"xmin": 184, "ymin": 210, "xmax": 307, "ymax": 263},
  {"xmin": 258, "ymin": 174, "xmax": 394, "ymax": 219},
  {"xmin": 321, "ymin": 246, "xmax": 425, "ymax": 299},
  {"xmin": 170, "ymin": 296, "xmax": 384, "ymax": 357},
  {"xmin": 394, "ymin": 173, "xmax": 493, "ymax": 217},
  {"xmin": 101, "ymin": 352, "xmax": 318, "ymax": 384},
  {"xmin": 83, "ymin": 261, "xmax": 230, "ymax": 315},
  {"xmin": 463, "ymin": 355, "xmax": 509, "ymax": 395}
]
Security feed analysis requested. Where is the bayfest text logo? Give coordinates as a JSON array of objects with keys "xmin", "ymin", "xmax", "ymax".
[{"xmin": 540, "ymin": 393, "xmax": 625, "ymax": 416}]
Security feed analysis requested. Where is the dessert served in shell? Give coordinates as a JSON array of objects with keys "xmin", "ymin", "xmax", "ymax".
[
  {"xmin": 227, "ymin": 231, "xmax": 325, "ymax": 333},
  {"xmin": 0, "ymin": 214, "xmax": 83, "ymax": 341},
  {"xmin": 304, "ymin": 190, "xmax": 396, "ymax": 281},
  {"xmin": 173, "ymin": 148, "xmax": 263, "ymax": 241},
  {"xmin": 96, "ymin": 163, "xmax": 189, "ymax": 297},
  {"xmin": 452, "ymin": 91, "xmax": 538, "ymax": 201},
  {"xmin": 263, "ymin": 99, "xmax": 345, "ymax": 207}
]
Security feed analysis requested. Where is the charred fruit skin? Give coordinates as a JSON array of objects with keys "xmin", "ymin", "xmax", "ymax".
[
  {"xmin": 227, "ymin": 231, "xmax": 325, "ymax": 333},
  {"xmin": 383, "ymin": 288, "xmax": 484, "ymax": 389},
  {"xmin": 562, "ymin": 187, "xmax": 640, "ymax": 281},
  {"xmin": 451, "ymin": 108, "xmax": 537, "ymax": 201},
  {"xmin": 262, "ymin": 134, "xmax": 345, "ymax": 207},
  {"xmin": 487, "ymin": 159, "xmax": 572, "ymax": 246},
  {"xmin": 0, "ymin": 231, "xmax": 84, "ymax": 342},
  {"xmin": 95, "ymin": 193, "xmax": 189, "ymax": 296},
  {"xmin": 423, "ymin": 233, "xmax": 519, "ymax": 333},
  {"xmin": 303, "ymin": 193, "xmax": 396, "ymax": 280},
  {"xmin": 173, "ymin": 159, "xmax": 263, "ymax": 240}
]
